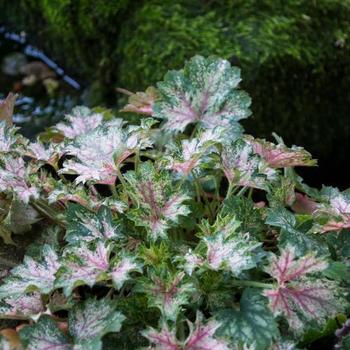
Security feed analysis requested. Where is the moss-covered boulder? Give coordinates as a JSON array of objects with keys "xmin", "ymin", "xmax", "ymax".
[{"xmin": 1, "ymin": 0, "xmax": 350, "ymax": 186}]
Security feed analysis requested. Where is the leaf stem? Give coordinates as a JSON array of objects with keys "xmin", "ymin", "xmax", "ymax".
[{"xmin": 230, "ymin": 280, "xmax": 273, "ymax": 289}]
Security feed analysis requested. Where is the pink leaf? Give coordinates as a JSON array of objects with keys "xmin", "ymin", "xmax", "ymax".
[
  {"xmin": 185, "ymin": 316, "xmax": 229, "ymax": 350},
  {"xmin": 264, "ymin": 247, "xmax": 341, "ymax": 331},
  {"xmin": 0, "ymin": 157, "xmax": 39, "ymax": 203},
  {"xmin": 291, "ymin": 193, "xmax": 317, "ymax": 214},
  {"xmin": 142, "ymin": 325, "xmax": 179, "ymax": 350},
  {"xmin": 111, "ymin": 256, "xmax": 141, "ymax": 289},
  {"xmin": 55, "ymin": 106, "xmax": 103, "ymax": 138},
  {"xmin": 119, "ymin": 86, "xmax": 157, "ymax": 115},
  {"xmin": 246, "ymin": 136, "xmax": 316, "ymax": 168}
]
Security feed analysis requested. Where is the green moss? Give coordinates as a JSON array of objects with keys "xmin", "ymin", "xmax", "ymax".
[{"xmin": 2, "ymin": 0, "xmax": 350, "ymax": 185}]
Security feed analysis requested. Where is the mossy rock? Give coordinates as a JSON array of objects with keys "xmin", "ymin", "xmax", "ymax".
[{"xmin": 1, "ymin": 0, "xmax": 350, "ymax": 186}]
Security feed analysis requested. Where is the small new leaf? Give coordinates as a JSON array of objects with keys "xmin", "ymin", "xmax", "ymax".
[{"xmin": 125, "ymin": 162, "xmax": 190, "ymax": 239}]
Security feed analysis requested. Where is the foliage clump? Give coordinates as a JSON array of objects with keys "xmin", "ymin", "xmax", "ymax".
[{"xmin": 0, "ymin": 56, "xmax": 350, "ymax": 349}]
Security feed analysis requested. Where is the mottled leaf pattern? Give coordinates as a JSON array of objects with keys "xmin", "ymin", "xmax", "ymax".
[
  {"xmin": 143, "ymin": 314, "xmax": 229, "ymax": 350},
  {"xmin": 20, "ymin": 299, "xmax": 124, "ymax": 350},
  {"xmin": 59, "ymin": 122, "xmax": 139, "ymax": 184},
  {"xmin": 55, "ymin": 106, "xmax": 103, "ymax": 139},
  {"xmin": 55, "ymin": 242, "xmax": 110, "ymax": 296},
  {"xmin": 0, "ymin": 157, "xmax": 39, "ymax": 203},
  {"xmin": 20, "ymin": 315, "xmax": 71, "ymax": 350},
  {"xmin": 0, "ymin": 292, "xmax": 44, "ymax": 318},
  {"xmin": 221, "ymin": 139, "xmax": 276, "ymax": 190},
  {"xmin": 153, "ymin": 55, "xmax": 251, "ymax": 133},
  {"xmin": 125, "ymin": 162, "xmax": 190, "ymax": 239},
  {"xmin": 246, "ymin": 135, "xmax": 317, "ymax": 168},
  {"xmin": 264, "ymin": 247, "xmax": 343, "ymax": 331},
  {"xmin": 0, "ymin": 56, "xmax": 348, "ymax": 350},
  {"xmin": 216, "ymin": 289, "xmax": 279, "ymax": 350},
  {"xmin": 141, "ymin": 272, "xmax": 194, "ymax": 320},
  {"xmin": 65, "ymin": 204, "xmax": 121, "ymax": 245},
  {"xmin": 69, "ymin": 299, "xmax": 125, "ymax": 349},
  {"xmin": 0, "ymin": 245, "xmax": 60, "ymax": 298}
]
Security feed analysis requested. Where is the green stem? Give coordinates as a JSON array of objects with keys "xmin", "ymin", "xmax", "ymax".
[
  {"xmin": 109, "ymin": 184, "xmax": 117, "ymax": 197},
  {"xmin": 237, "ymin": 186, "xmax": 248, "ymax": 197},
  {"xmin": 115, "ymin": 166, "xmax": 128, "ymax": 188},
  {"xmin": 31, "ymin": 200, "xmax": 66, "ymax": 228},
  {"xmin": 231, "ymin": 280, "xmax": 273, "ymax": 289}
]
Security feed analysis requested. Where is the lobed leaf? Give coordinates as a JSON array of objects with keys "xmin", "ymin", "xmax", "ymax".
[
  {"xmin": 216, "ymin": 288, "xmax": 279, "ymax": 350},
  {"xmin": 0, "ymin": 245, "xmax": 60, "ymax": 299},
  {"xmin": 153, "ymin": 55, "xmax": 251, "ymax": 133}
]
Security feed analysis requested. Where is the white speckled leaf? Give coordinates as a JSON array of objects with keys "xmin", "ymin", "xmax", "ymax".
[
  {"xmin": 153, "ymin": 55, "xmax": 251, "ymax": 133},
  {"xmin": 69, "ymin": 298, "xmax": 125, "ymax": 350},
  {"xmin": 0, "ymin": 245, "xmax": 60, "ymax": 299},
  {"xmin": 20, "ymin": 315, "xmax": 72, "ymax": 350},
  {"xmin": 216, "ymin": 288, "xmax": 279, "ymax": 350},
  {"xmin": 55, "ymin": 242, "xmax": 110, "ymax": 296},
  {"xmin": 65, "ymin": 204, "xmax": 121, "ymax": 245}
]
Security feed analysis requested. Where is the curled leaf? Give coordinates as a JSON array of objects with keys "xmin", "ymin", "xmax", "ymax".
[
  {"xmin": 119, "ymin": 86, "xmax": 157, "ymax": 115},
  {"xmin": 0, "ymin": 93, "xmax": 17, "ymax": 126}
]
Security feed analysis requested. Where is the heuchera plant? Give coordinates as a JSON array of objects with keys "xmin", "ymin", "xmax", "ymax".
[{"xmin": 0, "ymin": 56, "xmax": 349, "ymax": 350}]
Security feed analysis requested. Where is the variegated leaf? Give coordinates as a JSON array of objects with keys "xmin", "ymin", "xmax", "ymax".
[
  {"xmin": 141, "ymin": 324, "xmax": 178, "ymax": 350},
  {"xmin": 125, "ymin": 162, "xmax": 190, "ymax": 239},
  {"xmin": 142, "ymin": 313, "xmax": 229, "ymax": 350},
  {"xmin": 0, "ymin": 245, "xmax": 60, "ymax": 298},
  {"xmin": 184, "ymin": 314, "xmax": 229, "ymax": 350},
  {"xmin": 204, "ymin": 232, "xmax": 263, "ymax": 275},
  {"xmin": 55, "ymin": 106, "xmax": 104, "ymax": 139},
  {"xmin": 153, "ymin": 55, "xmax": 251, "ymax": 133},
  {"xmin": 0, "ymin": 292, "xmax": 44, "ymax": 319},
  {"xmin": 55, "ymin": 242, "xmax": 110, "ymax": 296},
  {"xmin": 59, "ymin": 122, "xmax": 139, "ymax": 184},
  {"xmin": 264, "ymin": 247, "xmax": 344, "ymax": 331},
  {"xmin": 0, "ymin": 120, "xmax": 22, "ymax": 154},
  {"xmin": 65, "ymin": 204, "xmax": 121, "ymax": 245},
  {"xmin": 246, "ymin": 135, "xmax": 317, "ymax": 168},
  {"xmin": 164, "ymin": 128, "xmax": 223, "ymax": 176},
  {"xmin": 221, "ymin": 139, "xmax": 276, "ymax": 190},
  {"xmin": 111, "ymin": 256, "xmax": 142, "ymax": 290},
  {"xmin": 140, "ymin": 272, "xmax": 194, "ymax": 321},
  {"xmin": 69, "ymin": 298, "xmax": 125, "ymax": 350},
  {"xmin": 0, "ymin": 157, "xmax": 39, "ymax": 203},
  {"xmin": 216, "ymin": 288, "xmax": 279, "ymax": 350},
  {"xmin": 20, "ymin": 315, "xmax": 71, "ymax": 350}
]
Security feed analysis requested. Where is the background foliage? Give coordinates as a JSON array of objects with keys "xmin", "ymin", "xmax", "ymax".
[{"xmin": 1, "ymin": 0, "xmax": 350, "ymax": 187}]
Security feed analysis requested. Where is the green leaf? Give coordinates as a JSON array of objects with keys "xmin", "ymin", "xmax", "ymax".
[
  {"xmin": 266, "ymin": 207, "xmax": 328, "ymax": 256},
  {"xmin": 266, "ymin": 207, "xmax": 297, "ymax": 233},
  {"xmin": 221, "ymin": 196, "xmax": 265, "ymax": 237},
  {"xmin": 19, "ymin": 299, "xmax": 125, "ymax": 350},
  {"xmin": 323, "ymin": 261, "xmax": 350, "ymax": 282},
  {"xmin": 69, "ymin": 298, "xmax": 125, "ymax": 350},
  {"xmin": 216, "ymin": 288, "xmax": 279, "ymax": 350},
  {"xmin": 66, "ymin": 204, "xmax": 121, "ymax": 245},
  {"xmin": 20, "ymin": 315, "xmax": 71, "ymax": 350},
  {"xmin": 153, "ymin": 55, "xmax": 251, "ymax": 133}
]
